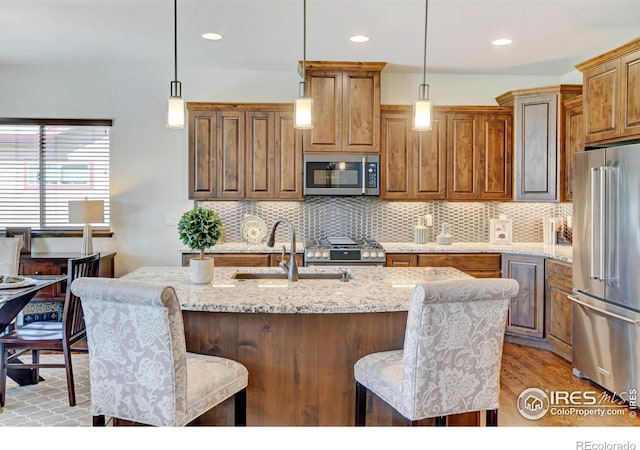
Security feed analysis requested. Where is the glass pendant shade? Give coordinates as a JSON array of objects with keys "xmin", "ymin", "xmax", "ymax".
[
  {"xmin": 413, "ymin": 98, "xmax": 433, "ymax": 131},
  {"xmin": 294, "ymin": 96, "xmax": 314, "ymax": 129},
  {"xmin": 167, "ymin": 96, "xmax": 185, "ymax": 129}
]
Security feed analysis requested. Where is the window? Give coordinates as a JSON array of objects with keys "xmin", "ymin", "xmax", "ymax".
[{"xmin": 0, "ymin": 119, "xmax": 111, "ymax": 232}]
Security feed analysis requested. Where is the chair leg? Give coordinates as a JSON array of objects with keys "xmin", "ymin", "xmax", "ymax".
[
  {"xmin": 355, "ymin": 381, "xmax": 367, "ymax": 426},
  {"xmin": 31, "ymin": 349, "xmax": 39, "ymax": 385},
  {"xmin": 93, "ymin": 415, "xmax": 106, "ymax": 426},
  {"xmin": 234, "ymin": 388, "xmax": 247, "ymax": 426},
  {"xmin": 0, "ymin": 345, "xmax": 6, "ymax": 408},
  {"xmin": 62, "ymin": 342, "xmax": 77, "ymax": 406},
  {"xmin": 486, "ymin": 409, "xmax": 498, "ymax": 426},
  {"xmin": 435, "ymin": 415, "xmax": 447, "ymax": 426}
]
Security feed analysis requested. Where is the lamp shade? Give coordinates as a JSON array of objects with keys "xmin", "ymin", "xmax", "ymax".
[
  {"xmin": 167, "ymin": 97, "xmax": 185, "ymax": 129},
  {"xmin": 413, "ymin": 98, "xmax": 433, "ymax": 131},
  {"xmin": 294, "ymin": 96, "xmax": 314, "ymax": 129},
  {"xmin": 68, "ymin": 199, "xmax": 104, "ymax": 224}
]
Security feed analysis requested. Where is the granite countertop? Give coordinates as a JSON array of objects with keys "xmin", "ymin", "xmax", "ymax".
[
  {"xmin": 381, "ymin": 242, "xmax": 573, "ymax": 263},
  {"xmin": 121, "ymin": 266, "xmax": 471, "ymax": 314},
  {"xmin": 180, "ymin": 242, "xmax": 304, "ymax": 254}
]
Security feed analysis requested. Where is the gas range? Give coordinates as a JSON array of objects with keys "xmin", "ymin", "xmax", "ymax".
[{"xmin": 304, "ymin": 236, "xmax": 386, "ymax": 266}]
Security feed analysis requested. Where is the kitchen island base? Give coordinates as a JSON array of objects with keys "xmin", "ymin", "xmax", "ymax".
[{"xmin": 183, "ymin": 310, "xmax": 480, "ymax": 426}]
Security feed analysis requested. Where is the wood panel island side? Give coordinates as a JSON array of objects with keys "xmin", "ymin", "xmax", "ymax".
[{"xmin": 122, "ymin": 265, "xmax": 478, "ymax": 426}]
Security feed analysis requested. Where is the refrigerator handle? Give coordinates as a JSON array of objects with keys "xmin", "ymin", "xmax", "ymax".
[
  {"xmin": 568, "ymin": 295, "xmax": 638, "ymax": 325},
  {"xmin": 590, "ymin": 167, "xmax": 600, "ymax": 280},
  {"xmin": 601, "ymin": 166, "xmax": 617, "ymax": 282},
  {"xmin": 599, "ymin": 166, "xmax": 607, "ymax": 280}
]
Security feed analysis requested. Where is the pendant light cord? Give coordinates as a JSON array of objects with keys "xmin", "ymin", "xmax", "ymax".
[
  {"xmin": 422, "ymin": 0, "xmax": 428, "ymax": 86},
  {"xmin": 174, "ymin": 0, "xmax": 178, "ymax": 83},
  {"xmin": 300, "ymin": 0, "xmax": 307, "ymax": 96}
]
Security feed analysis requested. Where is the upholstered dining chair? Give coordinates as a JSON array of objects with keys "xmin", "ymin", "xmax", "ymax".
[
  {"xmin": 354, "ymin": 278, "xmax": 519, "ymax": 426},
  {"xmin": 0, "ymin": 253, "xmax": 100, "ymax": 408},
  {"xmin": 70, "ymin": 277, "xmax": 248, "ymax": 427},
  {"xmin": 0, "ymin": 237, "xmax": 22, "ymax": 275}
]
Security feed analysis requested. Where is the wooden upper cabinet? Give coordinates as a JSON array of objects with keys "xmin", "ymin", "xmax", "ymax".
[
  {"xmin": 576, "ymin": 37, "xmax": 640, "ymax": 145},
  {"xmin": 496, "ymin": 85, "xmax": 581, "ymax": 202},
  {"xmin": 562, "ymin": 96, "xmax": 584, "ymax": 202},
  {"xmin": 187, "ymin": 103, "xmax": 302, "ymax": 200},
  {"xmin": 188, "ymin": 110, "xmax": 217, "ymax": 198},
  {"xmin": 302, "ymin": 61, "xmax": 385, "ymax": 153},
  {"xmin": 444, "ymin": 107, "xmax": 512, "ymax": 201},
  {"xmin": 380, "ymin": 106, "xmax": 445, "ymax": 200}
]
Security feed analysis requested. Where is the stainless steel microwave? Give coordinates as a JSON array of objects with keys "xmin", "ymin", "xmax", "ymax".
[{"xmin": 303, "ymin": 154, "xmax": 380, "ymax": 196}]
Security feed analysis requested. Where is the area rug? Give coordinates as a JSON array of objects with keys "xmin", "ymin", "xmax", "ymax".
[{"xmin": 0, "ymin": 353, "xmax": 91, "ymax": 426}]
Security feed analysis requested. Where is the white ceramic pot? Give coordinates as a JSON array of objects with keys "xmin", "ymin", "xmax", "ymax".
[{"xmin": 190, "ymin": 258, "xmax": 214, "ymax": 284}]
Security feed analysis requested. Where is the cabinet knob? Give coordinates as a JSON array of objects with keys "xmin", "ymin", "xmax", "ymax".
[{"xmin": 34, "ymin": 271, "xmax": 41, "ymax": 275}]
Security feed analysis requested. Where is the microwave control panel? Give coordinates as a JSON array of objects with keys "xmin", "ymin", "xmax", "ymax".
[{"xmin": 366, "ymin": 162, "xmax": 378, "ymax": 189}]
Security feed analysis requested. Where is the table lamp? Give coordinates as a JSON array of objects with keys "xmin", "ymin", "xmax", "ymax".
[{"xmin": 68, "ymin": 199, "xmax": 104, "ymax": 256}]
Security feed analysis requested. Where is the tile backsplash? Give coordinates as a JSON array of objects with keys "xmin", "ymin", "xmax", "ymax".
[{"xmin": 198, "ymin": 198, "xmax": 573, "ymax": 244}]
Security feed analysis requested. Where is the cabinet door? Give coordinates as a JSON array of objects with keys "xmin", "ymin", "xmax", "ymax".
[
  {"xmin": 502, "ymin": 254, "xmax": 544, "ymax": 338},
  {"xmin": 562, "ymin": 99, "xmax": 584, "ymax": 202},
  {"xmin": 380, "ymin": 112, "xmax": 412, "ymax": 199},
  {"xmin": 513, "ymin": 95, "xmax": 557, "ymax": 201},
  {"xmin": 385, "ymin": 253, "xmax": 417, "ymax": 267},
  {"xmin": 342, "ymin": 70, "xmax": 380, "ymax": 153},
  {"xmin": 446, "ymin": 114, "xmax": 477, "ymax": 200},
  {"xmin": 245, "ymin": 111, "xmax": 275, "ymax": 199},
  {"xmin": 188, "ymin": 110, "xmax": 217, "ymax": 199},
  {"xmin": 478, "ymin": 114, "xmax": 512, "ymax": 200},
  {"xmin": 545, "ymin": 259, "xmax": 573, "ymax": 361},
  {"xmin": 413, "ymin": 116, "xmax": 446, "ymax": 199},
  {"xmin": 620, "ymin": 49, "xmax": 640, "ymax": 138},
  {"xmin": 303, "ymin": 70, "xmax": 343, "ymax": 152},
  {"xmin": 216, "ymin": 111, "xmax": 245, "ymax": 198},
  {"xmin": 583, "ymin": 60, "xmax": 620, "ymax": 144},
  {"xmin": 274, "ymin": 111, "xmax": 303, "ymax": 199}
]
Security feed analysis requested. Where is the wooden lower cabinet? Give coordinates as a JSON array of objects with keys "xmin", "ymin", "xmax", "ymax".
[
  {"xmin": 502, "ymin": 254, "xmax": 545, "ymax": 339},
  {"xmin": 385, "ymin": 252, "xmax": 501, "ymax": 277},
  {"xmin": 545, "ymin": 259, "xmax": 573, "ymax": 361},
  {"xmin": 181, "ymin": 252, "xmax": 303, "ymax": 268}
]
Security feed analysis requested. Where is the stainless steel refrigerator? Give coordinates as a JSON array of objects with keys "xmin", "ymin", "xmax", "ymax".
[{"xmin": 572, "ymin": 144, "xmax": 640, "ymax": 396}]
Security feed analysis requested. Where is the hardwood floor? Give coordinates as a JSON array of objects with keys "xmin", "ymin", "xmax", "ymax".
[{"xmin": 499, "ymin": 342, "xmax": 638, "ymax": 426}]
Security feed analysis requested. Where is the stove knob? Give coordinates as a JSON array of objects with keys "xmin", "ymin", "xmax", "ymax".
[
  {"xmin": 314, "ymin": 251, "xmax": 321, "ymax": 258},
  {"xmin": 322, "ymin": 251, "xmax": 329, "ymax": 259},
  {"xmin": 362, "ymin": 251, "xmax": 370, "ymax": 258},
  {"xmin": 377, "ymin": 251, "xmax": 385, "ymax": 259}
]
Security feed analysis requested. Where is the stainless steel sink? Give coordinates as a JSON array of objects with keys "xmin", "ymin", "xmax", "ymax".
[{"xmin": 231, "ymin": 270, "xmax": 354, "ymax": 281}]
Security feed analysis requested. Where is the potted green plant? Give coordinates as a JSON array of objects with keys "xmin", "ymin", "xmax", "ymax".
[{"xmin": 178, "ymin": 206, "xmax": 223, "ymax": 284}]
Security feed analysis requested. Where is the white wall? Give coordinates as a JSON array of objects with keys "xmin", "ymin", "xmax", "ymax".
[{"xmin": 0, "ymin": 62, "xmax": 566, "ymax": 276}]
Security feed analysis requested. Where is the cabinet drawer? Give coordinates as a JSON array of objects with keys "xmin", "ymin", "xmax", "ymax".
[
  {"xmin": 546, "ymin": 259, "xmax": 572, "ymax": 284},
  {"xmin": 20, "ymin": 262, "xmax": 63, "ymax": 300},
  {"xmin": 417, "ymin": 253, "xmax": 501, "ymax": 271},
  {"xmin": 385, "ymin": 254, "xmax": 418, "ymax": 267}
]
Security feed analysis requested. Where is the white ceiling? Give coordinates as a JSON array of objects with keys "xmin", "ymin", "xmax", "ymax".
[{"xmin": 2, "ymin": 0, "xmax": 640, "ymax": 76}]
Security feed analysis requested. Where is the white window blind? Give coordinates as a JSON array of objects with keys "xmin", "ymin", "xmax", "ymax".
[{"xmin": 0, "ymin": 119, "xmax": 111, "ymax": 231}]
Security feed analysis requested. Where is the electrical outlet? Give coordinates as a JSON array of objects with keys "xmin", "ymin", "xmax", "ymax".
[
  {"xmin": 567, "ymin": 216, "xmax": 572, "ymax": 229},
  {"xmin": 425, "ymin": 214, "xmax": 433, "ymax": 226}
]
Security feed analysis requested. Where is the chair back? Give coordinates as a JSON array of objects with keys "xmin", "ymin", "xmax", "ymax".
[
  {"xmin": 401, "ymin": 278, "xmax": 519, "ymax": 419},
  {"xmin": 63, "ymin": 253, "xmax": 100, "ymax": 341},
  {"xmin": 70, "ymin": 277, "xmax": 189, "ymax": 427},
  {"xmin": 0, "ymin": 237, "xmax": 23, "ymax": 275}
]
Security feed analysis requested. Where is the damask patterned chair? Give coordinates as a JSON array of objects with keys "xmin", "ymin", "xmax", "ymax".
[
  {"xmin": 70, "ymin": 277, "xmax": 248, "ymax": 427},
  {"xmin": 0, "ymin": 237, "xmax": 22, "ymax": 275},
  {"xmin": 354, "ymin": 278, "xmax": 519, "ymax": 426}
]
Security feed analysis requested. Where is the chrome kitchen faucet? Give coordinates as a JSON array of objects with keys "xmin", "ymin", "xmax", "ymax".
[{"xmin": 266, "ymin": 218, "xmax": 298, "ymax": 282}]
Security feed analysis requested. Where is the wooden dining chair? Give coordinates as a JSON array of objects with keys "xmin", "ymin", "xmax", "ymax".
[
  {"xmin": 354, "ymin": 278, "xmax": 519, "ymax": 426},
  {"xmin": 0, "ymin": 237, "xmax": 22, "ymax": 275},
  {"xmin": 0, "ymin": 253, "xmax": 101, "ymax": 408}
]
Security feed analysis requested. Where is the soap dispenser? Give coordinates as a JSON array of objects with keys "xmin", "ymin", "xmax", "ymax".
[
  {"xmin": 413, "ymin": 217, "xmax": 428, "ymax": 244},
  {"xmin": 436, "ymin": 223, "xmax": 452, "ymax": 245}
]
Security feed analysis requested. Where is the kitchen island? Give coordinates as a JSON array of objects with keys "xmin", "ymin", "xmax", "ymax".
[{"xmin": 122, "ymin": 266, "xmax": 476, "ymax": 426}]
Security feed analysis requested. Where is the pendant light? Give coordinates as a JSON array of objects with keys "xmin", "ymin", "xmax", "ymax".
[
  {"xmin": 167, "ymin": 0, "xmax": 185, "ymax": 129},
  {"xmin": 294, "ymin": 0, "xmax": 313, "ymax": 129},
  {"xmin": 413, "ymin": 0, "xmax": 432, "ymax": 131}
]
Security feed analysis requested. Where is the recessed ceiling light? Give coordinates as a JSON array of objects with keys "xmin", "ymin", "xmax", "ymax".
[
  {"xmin": 202, "ymin": 32, "xmax": 223, "ymax": 41},
  {"xmin": 350, "ymin": 35, "xmax": 370, "ymax": 43},
  {"xmin": 492, "ymin": 38, "xmax": 512, "ymax": 46}
]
